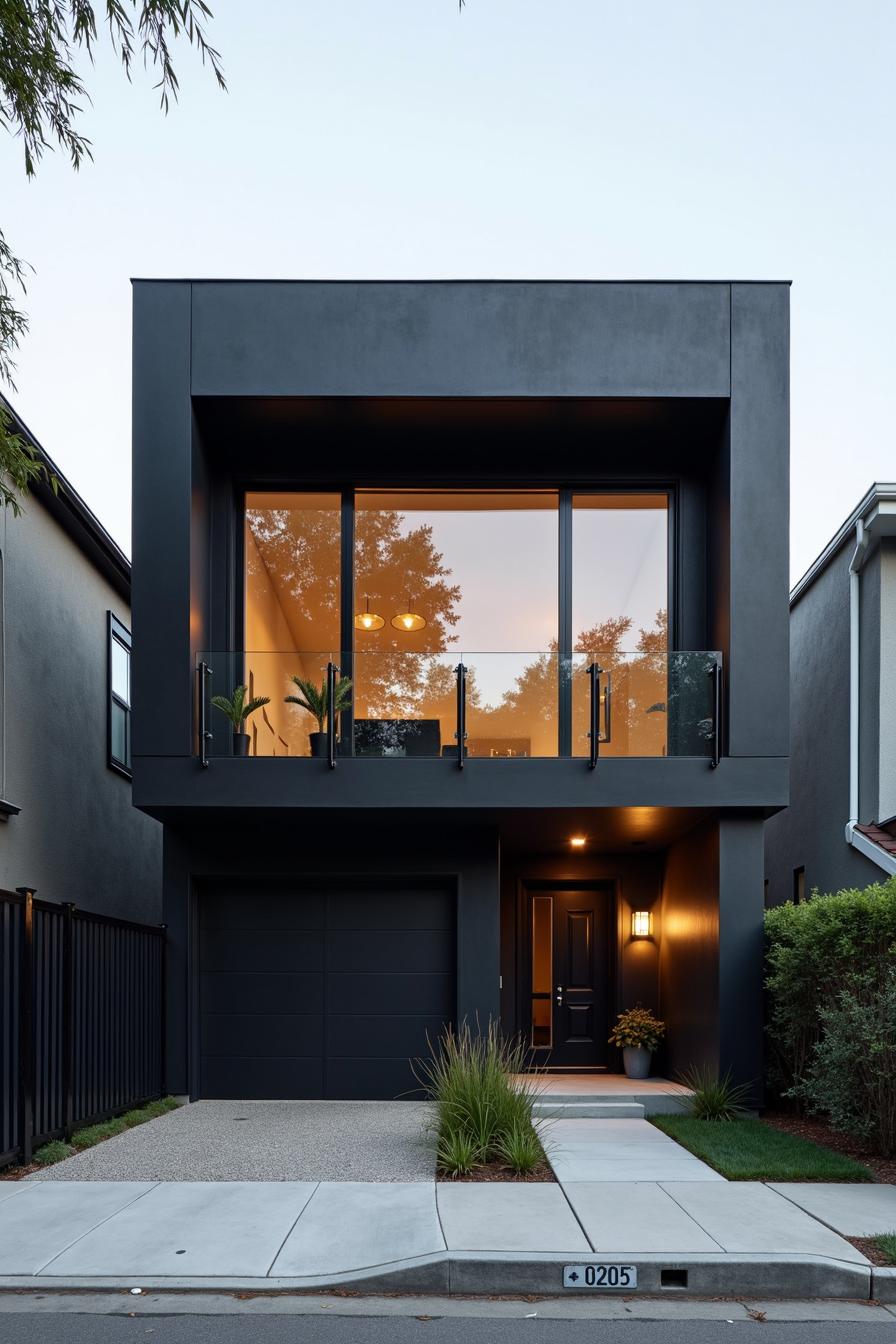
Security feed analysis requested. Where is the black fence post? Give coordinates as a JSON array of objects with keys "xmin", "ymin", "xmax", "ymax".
[
  {"xmin": 158, "ymin": 924, "xmax": 167, "ymax": 1100},
  {"xmin": 61, "ymin": 903, "xmax": 76, "ymax": 1141},
  {"xmin": 16, "ymin": 887, "xmax": 35, "ymax": 1164}
]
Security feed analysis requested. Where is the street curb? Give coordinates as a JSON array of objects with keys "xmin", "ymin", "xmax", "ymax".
[
  {"xmin": 872, "ymin": 1267, "xmax": 896, "ymax": 1303},
  {"xmin": 0, "ymin": 1251, "xmax": 872, "ymax": 1300}
]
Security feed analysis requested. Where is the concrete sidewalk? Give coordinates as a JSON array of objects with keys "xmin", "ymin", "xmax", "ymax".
[{"xmin": 0, "ymin": 1176, "xmax": 892, "ymax": 1301}]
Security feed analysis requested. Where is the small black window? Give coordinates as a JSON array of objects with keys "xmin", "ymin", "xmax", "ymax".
[
  {"xmin": 764, "ymin": 878, "xmax": 770, "ymax": 908},
  {"xmin": 793, "ymin": 866, "xmax": 806, "ymax": 905},
  {"xmin": 108, "ymin": 614, "xmax": 131, "ymax": 776}
]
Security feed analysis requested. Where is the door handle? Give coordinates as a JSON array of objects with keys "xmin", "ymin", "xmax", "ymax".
[{"xmin": 555, "ymin": 985, "xmax": 564, "ymax": 1005}]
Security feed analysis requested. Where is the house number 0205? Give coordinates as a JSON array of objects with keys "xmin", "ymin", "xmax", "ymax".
[{"xmin": 563, "ymin": 1264, "xmax": 637, "ymax": 1289}]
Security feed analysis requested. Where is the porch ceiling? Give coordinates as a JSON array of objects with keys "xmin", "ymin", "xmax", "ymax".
[{"xmin": 496, "ymin": 805, "xmax": 710, "ymax": 855}]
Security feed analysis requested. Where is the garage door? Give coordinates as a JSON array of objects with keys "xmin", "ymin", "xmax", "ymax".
[{"xmin": 198, "ymin": 879, "xmax": 455, "ymax": 1099}]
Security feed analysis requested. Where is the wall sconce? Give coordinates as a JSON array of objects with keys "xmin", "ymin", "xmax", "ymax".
[{"xmin": 632, "ymin": 910, "xmax": 652, "ymax": 939}]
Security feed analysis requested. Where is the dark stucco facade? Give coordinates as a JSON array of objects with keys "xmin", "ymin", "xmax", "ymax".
[{"xmin": 132, "ymin": 280, "xmax": 790, "ymax": 1101}]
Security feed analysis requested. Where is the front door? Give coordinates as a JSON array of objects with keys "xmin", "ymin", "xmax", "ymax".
[{"xmin": 528, "ymin": 887, "xmax": 610, "ymax": 1068}]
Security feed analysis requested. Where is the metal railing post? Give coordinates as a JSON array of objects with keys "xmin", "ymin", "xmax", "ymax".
[
  {"xmin": 587, "ymin": 663, "xmax": 601, "ymax": 769},
  {"xmin": 710, "ymin": 660, "xmax": 722, "ymax": 769},
  {"xmin": 455, "ymin": 663, "xmax": 467, "ymax": 770},
  {"xmin": 326, "ymin": 661, "xmax": 337, "ymax": 770},
  {"xmin": 16, "ymin": 887, "xmax": 35, "ymax": 1164},
  {"xmin": 198, "ymin": 662, "xmax": 212, "ymax": 768},
  {"xmin": 61, "ymin": 902, "xmax": 75, "ymax": 1141}
]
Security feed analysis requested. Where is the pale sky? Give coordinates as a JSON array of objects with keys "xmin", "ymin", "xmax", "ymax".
[{"xmin": 3, "ymin": 0, "xmax": 893, "ymax": 584}]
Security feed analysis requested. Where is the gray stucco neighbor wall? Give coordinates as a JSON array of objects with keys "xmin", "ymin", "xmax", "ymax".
[
  {"xmin": 765, "ymin": 535, "xmax": 882, "ymax": 904},
  {"xmin": 0, "ymin": 493, "xmax": 161, "ymax": 922}
]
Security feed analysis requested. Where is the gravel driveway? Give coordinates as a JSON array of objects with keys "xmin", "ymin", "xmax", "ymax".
[{"xmin": 28, "ymin": 1101, "xmax": 436, "ymax": 1182}]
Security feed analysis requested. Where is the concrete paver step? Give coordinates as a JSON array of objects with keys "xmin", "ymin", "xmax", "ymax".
[{"xmin": 532, "ymin": 1101, "xmax": 645, "ymax": 1118}]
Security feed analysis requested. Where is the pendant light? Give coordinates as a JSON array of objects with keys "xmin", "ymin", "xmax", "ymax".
[
  {"xmin": 390, "ymin": 595, "xmax": 427, "ymax": 632},
  {"xmin": 354, "ymin": 594, "xmax": 385, "ymax": 632}
]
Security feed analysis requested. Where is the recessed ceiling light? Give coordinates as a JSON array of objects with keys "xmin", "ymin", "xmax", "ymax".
[{"xmin": 570, "ymin": 836, "xmax": 586, "ymax": 848}]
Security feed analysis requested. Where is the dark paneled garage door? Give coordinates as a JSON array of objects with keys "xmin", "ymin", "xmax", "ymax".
[{"xmin": 198, "ymin": 879, "xmax": 455, "ymax": 1099}]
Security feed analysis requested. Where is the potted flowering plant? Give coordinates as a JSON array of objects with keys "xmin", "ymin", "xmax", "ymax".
[{"xmin": 609, "ymin": 1005, "xmax": 666, "ymax": 1079}]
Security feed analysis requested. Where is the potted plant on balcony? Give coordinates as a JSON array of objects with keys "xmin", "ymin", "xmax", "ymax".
[
  {"xmin": 285, "ymin": 674, "xmax": 353, "ymax": 758},
  {"xmin": 210, "ymin": 684, "xmax": 271, "ymax": 757},
  {"xmin": 609, "ymin": 1005, "xmax": 666, "ymax": 1079}
]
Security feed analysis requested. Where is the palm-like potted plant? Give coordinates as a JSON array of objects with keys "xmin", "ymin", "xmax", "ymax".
[
  {"xmin": 210, "ymin": 684, "xmax": 271, "ymax": 757},
  {"xmin": 285, "ymin": 674, "xmax": 353, "ymax": 757},
  {"xmin": 609, "ymin": 1005, "xmax": 666, "ymax": 1079}
]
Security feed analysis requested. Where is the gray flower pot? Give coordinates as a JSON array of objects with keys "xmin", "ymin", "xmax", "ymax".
[{"xmin": 622, "ymin": 1046, "xmax": 652, "ymax": 1079}]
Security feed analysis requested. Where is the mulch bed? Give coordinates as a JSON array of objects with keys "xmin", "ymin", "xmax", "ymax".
[
  {"xmin": 762, "ymin": 1110, "xmax": 896, "ymax": 1183},
  {"xmin": 846, "ymin": 1236, "xmax": 894, "ymax": 1266},
  {"xmin": 442, "ymin": 1158, "xmax": 556, "ymax": 1183},
  {"xmin": 0, "ymin": 1162, "xmax": 39, "ymax": 1181}
]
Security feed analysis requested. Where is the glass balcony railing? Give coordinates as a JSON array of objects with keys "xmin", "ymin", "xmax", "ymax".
[{"xmin": 195, "ymin": 650, "xmax": 722, "ymax": 765}]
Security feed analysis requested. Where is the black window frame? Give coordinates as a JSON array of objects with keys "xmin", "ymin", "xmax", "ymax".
[
  {"xmin": 793, "ymin": 866, "xmax": 806, "ymax": 905},
  {"xmin": 108, "ymin": 612, "xmax": 132, "ymax": 779}
]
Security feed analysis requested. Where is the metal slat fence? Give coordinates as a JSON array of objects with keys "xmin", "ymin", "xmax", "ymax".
[{"xmin": 0, "ymin": 888, "xmax": 165, "ymax": 1167}]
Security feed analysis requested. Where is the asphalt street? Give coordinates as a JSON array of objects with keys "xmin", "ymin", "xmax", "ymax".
[{"xmin": 1, "ymin": 1311, "xmax": 895, "ymax": 1344}]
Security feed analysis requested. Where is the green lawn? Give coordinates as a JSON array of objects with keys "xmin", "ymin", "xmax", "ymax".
[{"xmin": 650, "ymin": 1116, "xmax": 874, "ymax": 1181}]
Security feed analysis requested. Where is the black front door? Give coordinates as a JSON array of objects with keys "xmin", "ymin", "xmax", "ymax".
[{"xmin": 528, "ymin": 887, "xmax": 610, "ymax": 1068}]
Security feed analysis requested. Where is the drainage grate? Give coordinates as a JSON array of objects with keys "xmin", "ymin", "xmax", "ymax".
[{"xmin": 661, "ymin": 1269, "xmax": 688, "ymax": 1289}]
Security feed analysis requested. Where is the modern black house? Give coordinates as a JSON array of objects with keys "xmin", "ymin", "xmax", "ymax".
[{"xmin": 132, "ymin": 280, "xmax": 789, "ymax": 1102}]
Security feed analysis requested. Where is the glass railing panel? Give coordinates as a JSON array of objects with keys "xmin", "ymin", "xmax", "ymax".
[
  {"xmin": 459, "ymin": 652, "xmax": 560, "ymax": 758},
  {"xmin": 199, "ymin": 651, "xmax": 343, "ymax": 758},
  {"xmin": 571, "ymin": 651, "xmax": 721, "ymax": 758},
  {"xmin": 352, "ymin": 649, "xmax": 458, "ymax": 758}
]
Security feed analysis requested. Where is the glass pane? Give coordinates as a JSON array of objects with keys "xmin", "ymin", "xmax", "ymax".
[
  {"xmin": 572, "ymin": 493, "xmax": 669, "ymax": 757},
  {"xmin": 531, "ymin": 896, "xmax": 552, "ymax": 993},
  {"xmin": 111, "ymin": 701, "xmax": 129, "ymax": 767},
  {"xmin": 244, "ymin": 493, "xmax": 341, "ymax": 757},
  {"xmin": 531, "ymin": 895, "xmax": 552, "ymax": 1050},
  {"xmin": 354, "ymin": 490, "xmax": 559, "ymax": 757},
  {"xmin": 111, "ymin": 637, "xmax": 129, "ymax": 704},
  {"xmin": 571, "ymin": 650, "xmax": 719, "ymax": 758}
]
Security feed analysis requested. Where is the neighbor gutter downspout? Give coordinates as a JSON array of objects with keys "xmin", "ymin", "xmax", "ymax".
[{"xmin": 844, "ymin": 517, "xmax": 896, "ymax": 874}]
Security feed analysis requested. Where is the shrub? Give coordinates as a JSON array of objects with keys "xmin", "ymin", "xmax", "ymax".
[
  {"xmin": 33, "ymin": 1140, "xmax": 73, "ymax": 1166},
  {"xmin": 415, "ymin": 1021, "xmax": 548, "ymax": 1177},
  {"xmin": 609, "ymin": 1005, "xmax": 666, "ymax": 1052},
  {"xmin": 679, "ymin": 1063, "xmax": 751, "ymax": 1121},
  {"xmin": 799, "ymin": 966, "xmax": 896, "ymax": 1156},
  {"xmin": 764, "ymin": 876, "xmax": 896, "ymax": 1103}
]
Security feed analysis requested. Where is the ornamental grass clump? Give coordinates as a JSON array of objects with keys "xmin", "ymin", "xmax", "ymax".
[
  {"xmin": 608, "ymin": 1005, "xmax": 666, "ymax": 1052},
  {"xmin": 678, "ymin": 1063, "xmax": 752, "ymax": 1121},
  {"xmin": 415, "ymin": 1021, "xmax": 549, "ymax": 1178}
]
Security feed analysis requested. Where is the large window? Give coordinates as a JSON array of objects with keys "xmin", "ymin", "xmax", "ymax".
[
  {"xmin": 571, "ymin": 493, "xmax": 669, "ymax": 758},
  {"xmin": 108, "ymin": 614, "xmax": 132, "ymax": 775},
  {"xmin": 354, "ymin": 490, "xmax": 559, "ymax": 757},
  {"xmin": 244, "ymin": 492, "xmax": 342, "ymax": 757},
  {"xmin": 239, "ymin": 487, "xmax": 680, "ymax": 758}
]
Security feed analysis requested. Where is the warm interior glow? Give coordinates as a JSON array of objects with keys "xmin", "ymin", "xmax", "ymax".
[
  {"xmin": 632, "ymin": 910, "xmax": 652, "ymax": 938},
  {"xmin": 570, "ymin": 836, "xmax": 587, "ymax": 848}
]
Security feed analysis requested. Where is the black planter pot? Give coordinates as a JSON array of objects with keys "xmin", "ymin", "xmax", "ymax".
[
  {"xmin": 308, "ymin": 731, "xmax": 328, "ymax": 758},
  {"xmin": 232, "ymin": 731, "xmax": 250, "ymax": 757}
]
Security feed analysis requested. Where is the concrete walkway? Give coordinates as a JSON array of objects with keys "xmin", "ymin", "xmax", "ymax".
[
  {"xmin": 0, "ymin": 1176, "xmax": 888, "ymax": 1300},
  {"xmin": 548, "ymin": 1118, "xmax": 723, "ymax": 1182}
]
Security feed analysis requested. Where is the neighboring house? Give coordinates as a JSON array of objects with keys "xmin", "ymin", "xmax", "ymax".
[
  {"xmin": 132, "ymin": 280, "xmax": 790, "ymax": 1101},
  {"xmin": 765, "ymin": 485, "xmax": 896, "ymax": 904},
  {"xmin": 0, "ymin": 397, "xmax": 161, "ymax": 923}
]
